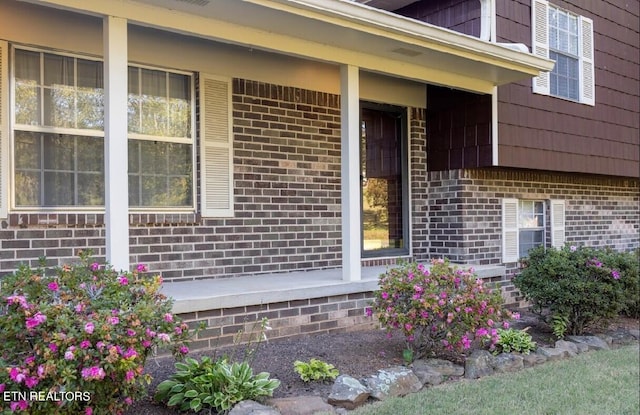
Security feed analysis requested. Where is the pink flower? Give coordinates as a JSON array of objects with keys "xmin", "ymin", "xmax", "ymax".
[
  {"xmin": 512, "ymin": 312, "xmax": 521, "ymax": 320},
  {"xmin": 90, "ymin": 262, "xmax": 100, "ymax": 271},
  {"xmin": 127, "ymin": 329, "xmax": 136, "ymax": 337},
  {"xmin": 503, "ymin": 321, "xmax": 510, "ymax": 329},
  {"xmin": 85, "ymin": 407, "xmax": 93, "ymax": 415},
  {"xmin": 570, "ymin": 245, "xmax": 577, "ymax": 252},
  {"xmin": 461, "ymin": 335, "xmax": 471, "ymax": 350},
  {"xmin": 84, "ymin": 322, "xmax": 95, "ymax": 334},
  {"xmin": 26, "ymin": 312, "xmax": 47, "ymax": 330},
  {"xmin": 124, "ymin": 397, "xmax": 133, "ymax": 406},
  {"xmin": 163, "ymin": 313, "xmax": 174, "ymax": 322},
  {"xmin": 420, "ymin": 311, "xmax": 429, "ymax": 319},
  {"xmin": 7, "ymin": 295, "xmax": 29, "ymax": 309},
  {"xmin": 47, "ymin": 281, "xmax": 59, "ymax": 291},
  {"xmin": 136, "ymin": 264, "xmax": 148, "ymax": 272},
  {"xmin": 81, "ymin": 366, "xmax": 106, "ymax": 381},
  {"xmin": 142, "ymin": 340, "xmax": 151, "ymax": 348},
  {"xmin": 0, "ymin": 383, "xmax": 5, "ymax": 393},
  {"xmin": 10, "ymin": 401, "xmax": 28, "ymax": 411},
  {"xmin": 117, "ymin": 276, "xmax": 129, "ymax": 285},
  {"xmin": 10, "ymin": 367, "xmax": 25, "ymax": 383},
  {"xmin": 25, "ymin": 376, "xmax": 39, "ymax": 389},
  {"xmin": 48, "ymin": 343, "xmax": 58, "ymax": 353},
  {"xmin": 365, "ymin": 307, "xmax": 373, "ymax": 317},
  {"xmin": 487, "ymin": 319, "xmax": 494, "ymax": 327},
  {"xmin": 404, "ymin": 323, "xmax": 413, "ymax": 332},
  {"xmin": 75, "ymin": 303, "xmax": 85, "ymax": 313},
  {"xmin": 80, "ymin": 340, "xmax": 92, "ymax": 349},
  {"xmin": 157, "ymin": 333, "xmax": 170, "ymax": 342},
  {"xmin": 179, "ymin": 346, "xmax": 189, "ymax": 354},
  {"xmin": 108, "ymin": 316, "xmax": 120, "ymax": 325},
  {"xmin": 612, "ymin": 270, "xmax": 620, "ymax": 280},
  {"xmin": 381, "ymin": 292, "xmax": 389, "ymax": 300},
  {"xmin": 476, "ymin": 327, "xmax": 489, "ymax": 337},
  {"xmin": 123, "ymin": 348, "xmax": 138, "ymax": 359},
  {"xmin": 125, "ymin": 370, "xmax": 135, "ymax": 382},
  {"xmin": 64, "ymin": 347, "xmax": 75, "ymax": 361}
]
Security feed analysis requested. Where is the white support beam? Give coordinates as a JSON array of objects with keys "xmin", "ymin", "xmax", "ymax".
[
  {"xmin": 340, "ymin": 65, "xmax": 361, "ymax": 282},
  {"xmin": 103, "ymin": 16, "xmax": 130, "ymax": 272}
]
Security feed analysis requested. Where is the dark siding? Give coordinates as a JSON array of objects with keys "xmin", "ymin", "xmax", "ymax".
[
  {"xmin": 396, "ymin": 0, "xmax": 481, "ymax": 37},
  {"xmin": 426, "ymin": 85, "xmax": 492, "ymax": 171},
  {"xmin": 496, "ymin": 0, "xmax": 640, "ymax": 177}
]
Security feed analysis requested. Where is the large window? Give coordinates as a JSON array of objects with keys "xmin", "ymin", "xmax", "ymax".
[
  {"xmin": 12, "ymin": 47, "xmax": 194, "ymax": 209},
  {"xmin": 531, "ymin": 0, "xmax": 594, "ymax": 105},
  {"xmin": 13, "ymin": 49, "xmax": 105, "ymax": 207}
]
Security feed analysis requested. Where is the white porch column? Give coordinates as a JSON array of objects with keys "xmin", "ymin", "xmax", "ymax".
[
  {"xmin": 340, "ymin": 65, "xmax": 361, "ymax": 281},
  {"xmin": 103, "ymin": 16, "xmax": 130, "ymax": 271}
]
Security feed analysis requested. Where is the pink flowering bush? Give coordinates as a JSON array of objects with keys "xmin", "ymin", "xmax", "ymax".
[
  {"xmin": 0, "ymin": 251, "xmax": 191, "ymax": 415},
  {"xmin": 514, "ymin": 245, "xmax": 637, "ymax": 335},
  {"xmin": 368, "ymin": 259, "xmax": 512, "ymax": 360}
]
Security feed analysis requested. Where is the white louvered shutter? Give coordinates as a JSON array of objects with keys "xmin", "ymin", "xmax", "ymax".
[
  {"xmin": 579, "ymin": 16, "xmax": 595, "ymax": 106},
  {"xmin": 550, "ymin": 200, "xmax": 566, "ymax": 248},
  {"xmin": 502, "ymin": 199, "xmax": 519, "ymax": 263},
  {"xmin": 0, "ymin": 41, "xmax": 8, "ymax": 219},
  {"xmin": 199, "ymin": 74, "xmax": 234, "ymax": 218},
  {"xmin": 531, "ymin": 0, "xmax": 550, "ymax": 95}
]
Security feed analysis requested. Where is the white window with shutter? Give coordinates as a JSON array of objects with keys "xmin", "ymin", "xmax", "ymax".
[
  {"xmin": 503, "ymin": 199, "xmax": 550, "ymax": 262},
  {"xmin": 199, "ymin": 74, "xmax": 234, "ymax": 218},
  {"xmin": 0, "ymin": 41, "xmax": 8, "ymax": 219},
  {"xmin": 531, "ymin": 1, "xmax": 595, "ymax": 106}
]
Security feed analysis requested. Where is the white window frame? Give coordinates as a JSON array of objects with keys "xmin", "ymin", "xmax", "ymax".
[
  {"xmin": 502, "ymin": 198, "xmax": 566, "ymax": 263},
  {"xmin": 8, "ymin": 45, "xmax": 198, "ymax": 212},
  {"xmin": 531, "ymin": 0, "xmax": 595, "ymax": 106}
]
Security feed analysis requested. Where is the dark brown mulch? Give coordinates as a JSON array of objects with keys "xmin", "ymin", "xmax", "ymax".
[{"xmin": 125, "ymin": 312, "xmax": 639, "ymax": 415}]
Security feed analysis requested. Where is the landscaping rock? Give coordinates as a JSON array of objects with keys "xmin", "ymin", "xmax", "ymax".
[
  {"xmin": 605, "ymin": 329, "xmax": 638, "ymax": 346},
  {"xmin": 229, "ymin": 400, "xmax": 281, "ymax": 415},
  {"xmin": 566, "ymin": 335, "xmax": 610, "ymax": 351},
  {"xmin": 364, "ymin": 366, "xmax": 422, "ymax": 400},
  {"xmin": 555, "ymin": 340, "xmax": 579, "ymax": 356},
  {"xmin": 536, "ymin": 347, "xmax": 570, "ymax": 361},
  {"xmin": 491, "ymin": 353, "xmax": 524, "ymax": 373},
  {"xmin": 629, "ymin": 329, "xmax": 639, "ymax": 339},
  {"xmin": 421, "ymin": 358, "xmax": 464, "ymax": 377},
  {"xmin": 327, "ymin": 375, "xmax": 370, "ymax": 410},
  {"xmin": 410, "ymin": 360, "xmax": 444, "ymax": 386},
  {"xmin": 465, "ymin": 350, "xmax": 494, "ymax": 379},
  {"xmin": 269, "ymin": 396, "xmax": 336, "ymax": 415},
  {"xmin": 521, "ymin": 352, "xmax": 547, "ymax": 368}
]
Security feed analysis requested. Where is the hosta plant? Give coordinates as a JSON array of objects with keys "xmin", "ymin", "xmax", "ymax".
[
  {"xmin": 154, "ymin": 356, "xmax": 280, "ymax": 413},
  {"xmin": 368, "ymin": 259, "xmax": 513, "ymax": 360},
  {"xmin": 0, "ymin": 251, "xmax": 190, "ymax": 415},
  {"xmin": 493, "ymin": 328, "xmax": 537, "ymax": 355},
  {"xmin": 293, "ymin": 359, "xmax": 339, "ymax": 382}
]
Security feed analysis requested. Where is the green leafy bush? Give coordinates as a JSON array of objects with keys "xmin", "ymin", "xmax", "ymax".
[
  {"xmin": 0, "ymin": 252, "xmax": 190, "ymax": 415},
  {"xmin": 368, "ymin": 259, "xmax": 513, "ymax": 360},
  {"xmin": 494, "ymin": 328, "xmax": 537, "ymax": 355},
  {"xmin": 154, "ymin": 356, "xmax": 280, "ymax": 413},
  {"xmin": 293, "ymin": 359, "xmax": 339, "ymax": 382},
  {"xmin": 514, "ymin": 245, "xmax": 637, "ymax": 335}
]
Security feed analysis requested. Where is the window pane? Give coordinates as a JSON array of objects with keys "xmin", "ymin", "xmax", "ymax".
[
  {"xmin": 77, "ymin": 89, "xmax": 104, "ymax": 130},
  {"xmin": 519, "ymin": 230, "xmax": 544, "ymax": 258},
  {"xmin": 43, "ymin": 171, "xmax": 74, "ymax": 206},
  {"xmin": 43, "ymin": 135, "xmax": 74, "ymax": 170},
  {"xmin": 14, "ymin": 131, "xmax": 41, "ymax": 170},
  {"xmin": 44, "ymin": 54, "xmax": 74, "ymax": 87},
  {"xmin": 15, "ymin": 50, "xmax": 41, "ymax": 126},
  {"xmin": 15, "ymin": 171, "xmax": 41, "ymax": 206},
  {"xmin": 128, "ymin": 140, "xmax": 192, "ymax": 207},
  {"xmin": 140, "ymin": 69, "xmax": 167, "ymax": 136},
  {"xmin": 77, "ymin": 173, "xmax": 104, "ymax": 205},
  {"xmin": 76, "ymin": 136, "xmax": 104, "ymax": 172},
  {"xmin": 77, "ymin": 59, "xmax": 103, "ymax": 89}
]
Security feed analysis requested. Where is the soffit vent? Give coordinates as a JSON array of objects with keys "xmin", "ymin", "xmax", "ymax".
[
  {"xmin": 392, "ymin": 47, "xmax": 422, "ymax": 57},
  {"xmin": 172, "ymin": 0, "xmax": 210, "ymax": 6}
]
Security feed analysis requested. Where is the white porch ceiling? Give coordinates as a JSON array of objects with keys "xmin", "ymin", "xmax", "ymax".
[{"xmin": 21, "ymin": 0, "xmax": 554, "ymax": 93}]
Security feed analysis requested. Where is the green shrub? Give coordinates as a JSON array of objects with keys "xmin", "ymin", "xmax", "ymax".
[
  {"xmin": 494, "ymin": 328, "xmax": 537, "ymax": 355},
  {"xmin": 0, "ymin": 252, "xmax": 190, "ymax": 415},
  {"xmin": 293, "ymin": 359, "xmax": 339, "ymax": 382},
  {"xmin": 368, "ymin": 259, "xmax": 513, "ymax": 360},
  {"xmin": 514, "ymin": 245, "xmax": 636, "ymax": 335},
  {"xmin": 154, "ymin": 356, "xmax": 280, "ymax": 413}
]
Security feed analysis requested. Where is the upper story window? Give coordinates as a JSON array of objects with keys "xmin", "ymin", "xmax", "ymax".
[
  {"xmin": 11, "ymin": 47, "xmax": 194, "ymax": 210},
  {"xmin": 531, "ymin": 0, "xmax": 595, "ymax": 106}
]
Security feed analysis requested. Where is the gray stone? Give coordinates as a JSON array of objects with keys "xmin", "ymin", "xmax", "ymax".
[
  {"xmin": 410, "ymin": 360, "xmax": 444, "ymax": 386},
  {"xmin": 555, "ymin": 340, "xmax": 579, "ymax": 356},
  {"xmin": 421, "ymin": 358, "xmax": 464, "ymax": 377},
  {"xmin": 364, "ymin": 366, "xmax": 422, "ymax": 400},
  {"xmin": 536, "ymin": 347, "xmax": 570, "ymax": 361},
  {"xmin": 491, "ymin": 353, "xmax": 524, "ymax": 373},
  {"xmin": 595, "ymin": 334, "xmax": 613, "ymax": 346},
  {"xmin": 629, "ymin": 329, "xmax": 640, "ymax": 339},
  {"xmin": 521, "ymin": 352, "xmax": 547, "ymax": 368},
  {"xmin": 566, "ymin": 335, "xmax": 610, "ymax": 351},
  {"xmin": 606, "ymin": 329, "xmax": 638, "ymax": 346},
  {"xmin": 229, "ymin": 400, "xmax": 280, "ymax": 415},
  {"xmin": 327, "ymin": 375, "xmax": 370, "ymax": 410},
  {"xmin": 269, "ymin": 396, "xmax": 336, "ymax": 415},
  {"xmin": 465, "ymin": 350, "xmax": 494, "ymax": 379}
]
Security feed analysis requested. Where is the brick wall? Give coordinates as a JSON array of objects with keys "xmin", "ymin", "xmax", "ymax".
[
  {"xmin": 427, "ymin": 168, "xmax": 640, "ymax": 304},
  {"xmin": 0, "ymin": 79, "xmax": 428, "ymax": 280},
  {"xmin": 177, "ymin": 292, "xmax": 377, "ymax": 352}
]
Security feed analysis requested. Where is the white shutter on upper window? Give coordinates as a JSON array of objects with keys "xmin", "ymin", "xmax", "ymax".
[
  {"xmin": 550, "ymin": 200, "xmax": 566, "ymax": 249},
  {"xmin": 579, "ymin": 16, "xmax": 595, "ymax": 106},
  {"xmin": 0, "ymin": 41, "xmax": 9, "ymax": 219},
  {"xmin": 502, "ymin": 199, "xmax": 519, "ymax": 263},
  {"xmin": 199, "ymin": 74, "xmax": 234, "ymax": 218},
  {"xmin": 531, "ymin": 0, "xmax": 550, "ymax": 95}
]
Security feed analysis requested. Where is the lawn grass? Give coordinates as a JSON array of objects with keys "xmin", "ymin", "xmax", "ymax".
[{"xmin": 350, "ymin": 344, "xmax": 640, "ymax": 415}]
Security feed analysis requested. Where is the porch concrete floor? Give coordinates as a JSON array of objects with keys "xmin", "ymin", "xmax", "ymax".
[{"xmin": 161, "ymin": 263, "xmax": 505, "ymax": 314}]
